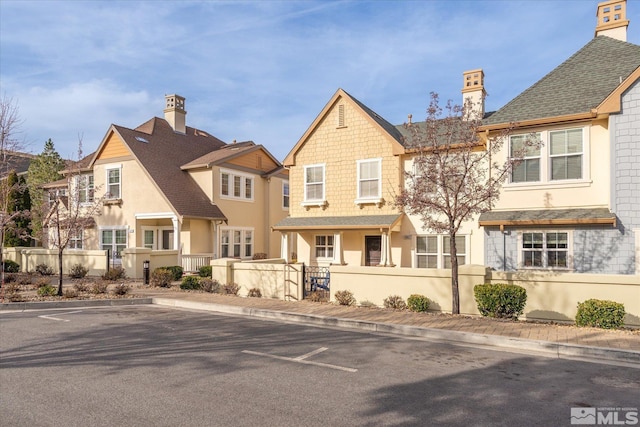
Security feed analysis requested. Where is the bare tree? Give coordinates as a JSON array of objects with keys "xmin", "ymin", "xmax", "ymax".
[
  {"xmin": 395, "ymin": 93, "xmax": 538, "ymax": 314},
  {"xmin": 0, "ymin": 96, "xmax": 28, "ymax": 300},
  {"xmin": 43, "ymin": 143, "xmax": 102, "ymax": 295}
]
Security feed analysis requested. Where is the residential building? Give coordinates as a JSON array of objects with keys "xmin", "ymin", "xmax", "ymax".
[{"xmin": 47, "ymin": 95, "xmax": 288, "ymax": 269}]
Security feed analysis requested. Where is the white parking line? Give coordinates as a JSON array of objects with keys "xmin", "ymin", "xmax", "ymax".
[
  {"xmin": 38, "ymin": 311, "xmax": 83, "ymax": 322},
  {"xmin": 242, "ymin": 347, "xmax": 357, "ymax": 373}
]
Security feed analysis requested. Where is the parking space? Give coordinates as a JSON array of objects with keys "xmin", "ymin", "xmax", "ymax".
[{"xmin": 2, "ymin": 306, "xmax": 639, "ymax": 426}]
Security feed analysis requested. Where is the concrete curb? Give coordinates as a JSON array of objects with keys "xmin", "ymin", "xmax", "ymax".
[
  {"xmin": 0, "ymin": 298, "xmax": 153, "ymax": 312},
  {"xmin": 152, "ymin": 297, "xmax": 640, "ymax": 366}
]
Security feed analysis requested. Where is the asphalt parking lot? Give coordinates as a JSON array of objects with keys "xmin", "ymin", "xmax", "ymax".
[{"xmin": 1, "ymin": 306, "xmax": 639, "ymax": 427}]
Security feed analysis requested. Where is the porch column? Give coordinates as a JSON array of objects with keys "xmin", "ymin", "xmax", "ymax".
[
  {"xmin": 280, "ymin": 232, "xmax": 290, "ymax": 262},
  {"xmin": 380, "ymin": 230, "xmax": 394, "ymax": 267},
  {"xmin": 334, "ymin": 231, "xmax": 345, "ymax": 265},
  {"xmin": 172, "ymin": 216, "xmax": 181, "ymax": 263}
]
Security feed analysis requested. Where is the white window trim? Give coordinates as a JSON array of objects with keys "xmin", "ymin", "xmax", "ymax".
[
  {"xmin": 141, "ymin": 227, "xmax": 156, "ymax": 250},
  {"xmin": 516, "ymin": 230, "xmax": 574, "ymax": 271},
  {"xmin": 75, "ymin": 174, "xmax": 94, "ymax": 205},
  {"xmin": 355, "ymin": 158, "xmax": 383, "ymax": 206},
  {"xmin": 68, "ymin": 230, "xmax": 83, "ymax": 250},
  {"xmin": 105, "ymin": 164, "xmax": 122, "ymax": 200},
  {"xmin": 219, "ymin": 226, "xmax": 254, "ymax": 259},
  {"xmin": 99, "ymin": 226, "xmax": 129, "ymax": 263},
  {"xmin": 219, "ymin": 168, "xmax": 255, "ymax": 202},
  {"xmin": 302, "ymin": 163, "xmax": 327, "ymax": 207},
  {"xmin": 413, "ymin": 234, "xmax": 469, "ymax": 269},
  {"xmin": 506, "ymin": 126, "xmax": 590, "ymax": 190},
  {"xmin": 282, "ymin": 180, "xmax": 290, "ymax": 210},
  {"xmin": 313, "ymin": 234, "xmax": 335, "ymax": 262}
]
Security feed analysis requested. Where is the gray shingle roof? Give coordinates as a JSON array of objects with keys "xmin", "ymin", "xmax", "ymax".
[
  {"xmin": 484, "ymin": 36, "xmax": 640, "ymax": 126},
  {"xmin": 114, "ymin": 118, "xmax": 228, "ymax": 220},
  {"xmin": 273, "ymin": 214, "xmax": 402, "ymax": 230},
  {"xmin": 478, "ymin": 208, "xmax": 616, "ymax": 226},
  {"xmin": 343, "ymin": 90, "xmax": 406, "ymax": 146}
]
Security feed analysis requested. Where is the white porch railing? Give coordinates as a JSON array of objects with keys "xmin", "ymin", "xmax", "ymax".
[{"xmin": 182, "ymin": 254, "xmax": 213, "ymax": 273}]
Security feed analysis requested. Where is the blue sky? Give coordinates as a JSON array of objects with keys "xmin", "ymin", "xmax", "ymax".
[{"xmin": 1, "ymin": 0, "xmax": 638, "ymax": 161}]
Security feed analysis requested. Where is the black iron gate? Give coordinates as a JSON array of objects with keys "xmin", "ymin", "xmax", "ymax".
[{"xmin": 303, "ymin": 264, "xmax": 330, "ymax": 300}]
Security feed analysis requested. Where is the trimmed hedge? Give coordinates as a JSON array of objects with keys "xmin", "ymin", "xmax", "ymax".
[
  {"xmin": 407, "ymin": 294, "xmax": 431, "ymax": 312},
  {"xmin": 473, "ymin": 283, "xmax": 527, "ymax": 320},
  {"xmin": 180, "ymin": 275, "xmax": 201, "ymax": 290},
  {"xmin": 198, "ymin": 265, "xmax": 212, "ymax": 278},
  {"xmin": 576, "ymin": 299, "xmax": 625, "ymax": 329},
  {"xmin": 164, "ymin": 266, "xmax": 184, "ymax": 281}
]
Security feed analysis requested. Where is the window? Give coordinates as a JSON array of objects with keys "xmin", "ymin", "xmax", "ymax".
[
  {"xmin": 143, "ymin": 230, "xmax": 154, "ymax": 249},
  {"xmin": 304, "ymin": 164, "xmax": 325, "ymax": 202},
  {"xmin": 106, "ymin": 167, "xmax": 121, "ymax": 199},
  {"xmin": 220, "ymin": 170, "xmax": 253, "ymax": 200},
  {"xmin": 550, "ymin": 129, "xmax": 582, "ymax": 180},
  {"xmin": 315, "ymin": 235, "xmax": 334, "ymax": 259},
  {"xmin": 77, "ymin": 174, "xmax": 94, "ymax": 204},
  {"xmin": 357, "ymin": 158, "xmax": 381, "ymax": 200},
  {"xmin": 69, "ymin": 230, "xmax": 83, "ymax": 250},
  {"xmin": 520, "ymin": 231, "xmax": 570, "ymax": 269},
  {"xmin": 510, "ymin": 134, "xmax": 540, "ymax": 183},
  {"xmin": 220, "ymin": 228, "xmax": 253, "ymax": 259},
  {"xmin": 282, "ymin": 181, "xmax": 290, "ymax": 209},
  {"xmin": 48, "ymin": 188, "xmax": 67, "ymax": 206},
  {"xmin": 415, "ymin": 235, "xmax": 467, "ymax": 268},
  {"xmin": 101, "ymin": 228, "xmax": 127, "ymax": 265}
]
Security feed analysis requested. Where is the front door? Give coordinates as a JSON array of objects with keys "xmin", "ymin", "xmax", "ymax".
[{"xmin": 365, "ymin": 236, "xmax": 381, "ymax": 266}]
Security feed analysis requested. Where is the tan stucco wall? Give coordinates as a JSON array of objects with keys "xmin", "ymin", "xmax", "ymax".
[{"xmin": 289, "ymin": 95, "xmax": 402, "ymax": 218}]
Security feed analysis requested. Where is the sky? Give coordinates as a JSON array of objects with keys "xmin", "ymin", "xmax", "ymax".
[{"xmin": 1, "ymin": 0, "xmax": 638, "ymax": 162}]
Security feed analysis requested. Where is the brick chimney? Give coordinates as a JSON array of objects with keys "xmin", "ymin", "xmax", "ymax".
[
  {"xmin": 461, "ymin": 69, "xmax": 486, "ymax": 119},
  {"xmin": 164, "ymin": 94, "xmax": 187, "ymax": 134},
  {"xmin": 595, "ymin": 0, "xmax": 629, "ymax": 41}
]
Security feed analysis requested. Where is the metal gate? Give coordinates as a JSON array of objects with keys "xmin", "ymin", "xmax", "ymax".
[{"xmin": 303, "ymin": 264, "xmax": 330, "ymax": 300}]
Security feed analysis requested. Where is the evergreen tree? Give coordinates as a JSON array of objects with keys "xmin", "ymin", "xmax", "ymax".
[
  {"xmin": 26, "ymin": 139, "xmax": 65, "ymax": 239},
  {"xmin": 3, "ymin": 171, "xmax": 31, "ymax": 246}
]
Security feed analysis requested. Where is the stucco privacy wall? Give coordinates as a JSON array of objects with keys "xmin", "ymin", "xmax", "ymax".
[
  {"xmin": 3, "ymin": 248, "xmax": 108, "ymax": 276},
  {"xmin": 611, "ymin": 80, "xmax": 640, "ymax": 274},
  {"xmin": 329, "ymin": 264, "xmax": 640, "ymax": 327}
]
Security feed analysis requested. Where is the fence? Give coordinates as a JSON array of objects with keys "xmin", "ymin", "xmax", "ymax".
[
  {"xmin": 181, "ymin": 254, "xmax": 213, "ymax": 273},
  {"xmin": 2, "ymin": 247, "xmax": 109, "ymax": 277}
]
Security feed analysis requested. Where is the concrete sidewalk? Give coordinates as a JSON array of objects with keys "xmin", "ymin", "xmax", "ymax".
[{"xmin": 129, "ymin": 287, "xmax": 640, "ymax": 366}]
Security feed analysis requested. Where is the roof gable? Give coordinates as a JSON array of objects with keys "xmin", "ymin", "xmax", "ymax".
[
  {"xmin": 181, "ymin": 141, "xmax": 282, "ymax": 175},
  {"xmin": 483, "ymin": 36, "xmax": 640, "ymax": 128}
]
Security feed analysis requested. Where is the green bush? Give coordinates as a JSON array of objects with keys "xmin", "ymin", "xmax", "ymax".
[
  {"xmin": 180, "ymin": 275, "xmax": 201, "ymax": 290},
  {"xmin": 474, "ymin": 283, "xmax": 527, "ymax": 320},
  {"xmin": 576, "ymin": 299, "xmax": 625, "ymax": 329},
  {"xmin": 101, "ymin": 266, "xmax": 126, "ymax": 281},
  {"xmin": 247, "ymin": 287, "xmax": 262, "ymax": 298},
  {"xmin": 334, "ymin": 290, "xmax": 356, "ymax": 306},
  {"xmin": 199, "ymin": 279, "xmax": 220, "ymax": 293},
  {"xmin": 37, "ymin": 284, "xmax": 57, "ymax": 296},
  {"xmin": 198, "ymin": 265, "xmax": 212, "ymax": 278},
  {"xmin": 3, "ymin": 260, "xmax": 20, "ymax": 273},
  {"xmin": 35, "ymin": 263, "xmax": 54, "ymax": 276},
  {"xmin": 222, "ymin": 282, "xmax": 240, "ymax": 296},
  {"xmin": 407, "ymin": 294, "xmax": 431, "ymax": 312},
  {"xmin": 69, "ymin": 264, "xmax": 88, "ymax": 279},
  {"xmin": 164, "ymin": 266, "xmax": 183, "ymax": 281},
  {"xmin": 383, "ymin": 295, "xmax": 406, "ymax": 310},
  {"xmin": 150, "ymin": 268, "xmax": 173, "ymax": 287}
]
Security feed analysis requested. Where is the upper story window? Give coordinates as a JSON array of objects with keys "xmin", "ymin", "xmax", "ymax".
[
  {"xmin": 282, "ymin": 181, "xmax": 290, "ymax": 209},
  {"xmin": 509, "ymin": 128, "xmax": 585, "ymax": 186},
  {"xmin": 77, "ymin": 174, "xmax": 94, "ymax": 204},
  {"xmin": 220, "ymin": 169, "xmax": 254, "ymax": 201},
  {"xmin": 304, "ymin": 164, "xmax": 325, "ymax": 203},
  {"xmin": 357, "ymin": 158, "xmax": 381, "ymax": 201},
  {"xmin": 48, "ymin": 188, "xmax": 67, "ymax": 206},
  {"xmin": 519, "ymin": 231, "xmax": 571, "ymax": 269},
  {"xmin": 106, "ymin": 167, "xmax": 121, "ymax": 199}
]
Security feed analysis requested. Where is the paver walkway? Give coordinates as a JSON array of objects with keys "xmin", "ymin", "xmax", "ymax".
[{"xmin": 131, "ymin": 287, "xmax": 640, "ymax": 353}]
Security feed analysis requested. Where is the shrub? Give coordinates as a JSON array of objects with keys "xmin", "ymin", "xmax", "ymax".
[
  {"xmin": 247, "ymin": 287, "xmax": 262, "ymax": 298},
  {"xmin": 334, "ymin": 290, "xmax": 356, "ymax": 306},
  {"xmin": 307, "ymin": 291, "xmax": 327, "ymax": 303},
  {"xmin": 73, "ymin": 281, "xmax": 89, "ymax": 293},
  {"xmin": 198, "ymin": 265, "xmax": 212, "ymax": 278},
  {"xmin": 164, "ymin": 266, "xmax": 183, "ymax": 281},
  {"xmin": 69, "ymin": 264, "xmax": 89, "ymax": 279},
  {"xmin": 35, "ymin": 263, "xmax": 54, "ymax": 276},
  {"xmin": 252, "ymin": 253, "xmax": 267, "ymax": 260},
  {"xmin": 91, "ymin": 281, "xmax": 109, "ymax": 294},
  {"xmin": 180, "ymin": 276, "xmax": 201, "ymax": 290},
  {"xmin": 37, "ymin": 284, "xmax": 57, "ymax": 296},
  {"xmin": 17, "ymin": 274, "xmax": 33, "ymax": 286},
  {"xmin": 199, "ymin": 279, "xmax": 220, "ymax": 293},
  {"xmin": 359, "ymin": 300, "xmax": 376, "ymax": 308},
  {"xmin": 101, "ymin": 267, "xmax": 126, "ymax": 281},
  {"xmin": 35, "ymin": 278, "xmax": 51, "ymax": 289},
  {"xmin": 407, "ymin": 294, "xmax": 431, "ymax": 313},
  {"xmin": 150, "ymin": 268, "xmax": 173, "ymax": 288},
  {"xmin": 63, "ymin": 288, "xmax": 78, "ymax": 299},
  {"xmin": 384, "ymin": 295, "xmax": 407, "ymax": 310},
  {"xmin": 474, "ymin": 283, "xmax": 527, "ymax": 320},
  {"xmin": 575, "ymin": 299, "xmax": 625, "ymax": 329},
  {"xmin": 3, "ymin": 260, "xmax": 20, "ymax": 273},
  {"xmin": 222, "ymin": 282, "xmax": 240, "ymax": 296},
  {"xmin": 112, "ymin": 283, "xmax": 131, "ymax": 296}
]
